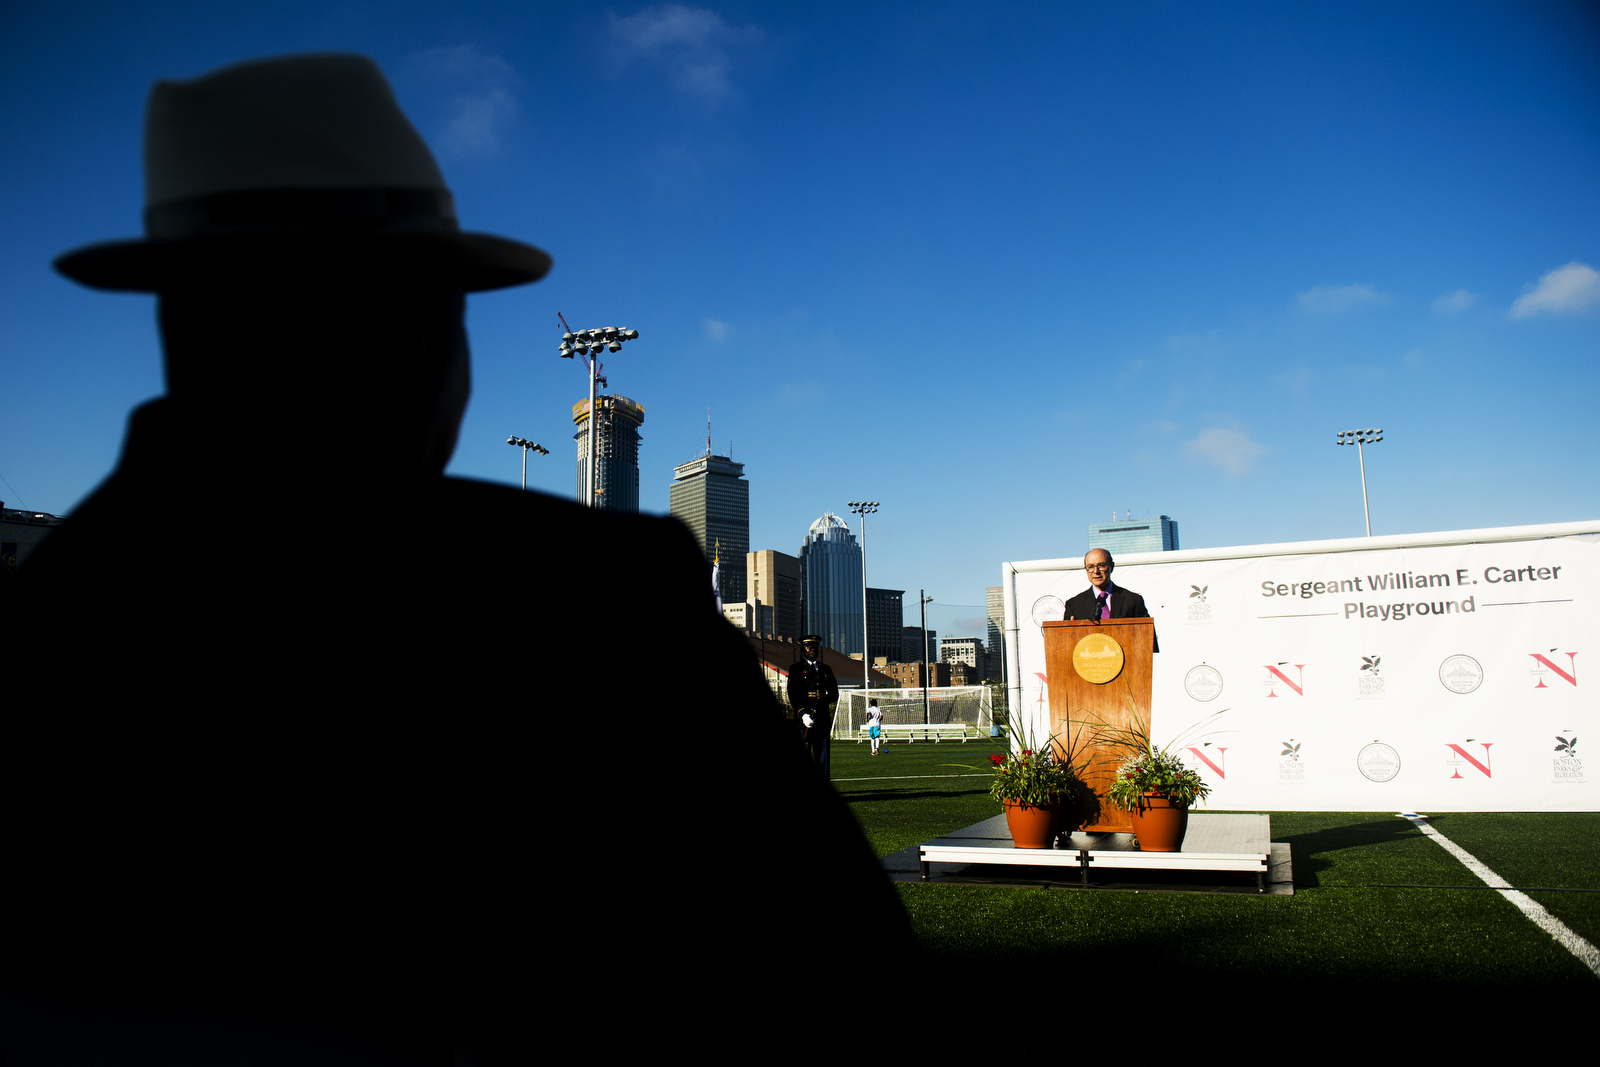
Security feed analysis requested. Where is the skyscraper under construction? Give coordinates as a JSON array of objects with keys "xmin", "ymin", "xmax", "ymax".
[{"xmin": 572, "ymin": 394, "xmax": 644, "ymax": 513}]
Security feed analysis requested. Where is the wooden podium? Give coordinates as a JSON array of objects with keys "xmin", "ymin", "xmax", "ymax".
[{"xmin": 1042, "ymin": 618, "xmax": 1156, "ymax": 834}]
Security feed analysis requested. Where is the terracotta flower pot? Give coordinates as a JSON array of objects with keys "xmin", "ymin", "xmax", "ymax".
[
  {"xmin": 1002, "ymin": 799, "xmax": 1060, "ymax": 849},
  {"xmin": 1127, "ymin": 793, "xmax": 1189, "ymax": 852}
]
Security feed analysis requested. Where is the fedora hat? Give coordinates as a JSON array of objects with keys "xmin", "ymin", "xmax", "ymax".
[{"xmin": 55, "ymin": 53, "xmax": 551, "ymax": 293}]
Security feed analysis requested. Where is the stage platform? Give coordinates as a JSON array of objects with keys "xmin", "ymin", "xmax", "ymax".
[{"xmin": 883, "ymin": 813, "xmax": 1294, "ymax": 895}]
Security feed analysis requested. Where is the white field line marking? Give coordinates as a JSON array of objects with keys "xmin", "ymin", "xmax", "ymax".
[
  {"xmin": 833, "ymin": 773, "xmax": 989, "ymax": 782},
  {"xmin": 1402, "ymin": 813, "xmax": 1600, "ymax": 979}
]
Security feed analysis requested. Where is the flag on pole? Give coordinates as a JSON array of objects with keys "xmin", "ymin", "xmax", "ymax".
[{"xmin": 712, "ymin": 539, "xmax": 722, "ymax": 614}]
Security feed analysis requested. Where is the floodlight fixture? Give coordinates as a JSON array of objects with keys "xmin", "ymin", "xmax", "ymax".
[
  {"xmin": 507, "ymin": 435, "xmax": 549, "ymax": 491},
  {"xmin": 919, "ymin": 590, "xmax": 934, "ymax": 724},
  {"xmin": 848, "ymin": 500, "xmax": 882, "ymax": 692},
  {"xmin": 555, "ymin": 321, "xmax": 643, "ymax": 507},
  {"xmin": 1334, "ymin": 425, "xmax": 1386, "ymax": 536}
]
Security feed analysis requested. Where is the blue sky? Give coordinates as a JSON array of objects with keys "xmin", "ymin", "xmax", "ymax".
[{"xmin": 3, "ymin": 1, "xmax": 1598, "ymax": 638}]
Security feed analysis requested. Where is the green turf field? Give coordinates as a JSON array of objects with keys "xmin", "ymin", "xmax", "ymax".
[{"xmin": 830, "ymin": 736, "xmax": 1600, "ymax": 996}]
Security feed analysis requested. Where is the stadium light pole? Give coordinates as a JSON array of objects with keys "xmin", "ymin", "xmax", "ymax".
[
  {"xmin": 1335, "ymin": 428, "xmax": 1384, "ymax": 536},
  {"xmin": 506, "ymin": 436, "xmax": 548, "ymax": 490},
  {"xmin": 558, "ymin": 320, "xmax": 640, "ymax": 507},
  {"xmin": 920, "ymin": 590, "xmax": 934, "ymax": 725},
  {"xmin": 848, "ymin": 501, "xmax": 879, "ymax": 695}
]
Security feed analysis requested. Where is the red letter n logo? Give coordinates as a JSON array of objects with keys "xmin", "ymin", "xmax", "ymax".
[
  {"xmin": 1529, "ymin": 652, "xmax": 1577, "ymax": 689},
  {"xmin": 1263, "ymin": 664, "xmax": 1305, "ymax": 697},
  {"xmin": 1446, "ymin": 742, "xmax": 1493, "ymax": 779},
  {"xmin": 1186, "ymin": 746, "xmax": 1227, "ymax": 779}
]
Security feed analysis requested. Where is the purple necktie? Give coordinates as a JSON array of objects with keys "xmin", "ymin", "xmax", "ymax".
[{"xmin": 1098, "ymin": 592, "xmax": 1110, "ymax": 620}]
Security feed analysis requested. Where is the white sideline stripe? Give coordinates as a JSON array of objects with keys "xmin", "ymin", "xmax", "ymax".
[
  {"xmin": 833, "ymin": 773, "xmax": 989, "ymax": 782},
  {"xmin": 1403, "ymin": 813, "xmax": 1600, "ymax": 979}
]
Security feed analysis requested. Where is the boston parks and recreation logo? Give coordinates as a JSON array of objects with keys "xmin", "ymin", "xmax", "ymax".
[
  {"xmin": 1278, "ymin": 739, "xmax": 1305, "ymax": 785},
  {"xmin": 1184, "ymin": 664, "xmax": 1223, "ymax": 701},
  {"xmin": 1554, "ymin": 734, "xmax": 1583, "ymax": 784},
  {"xmin": 1357, "ymin": 655, "xmax": 1386, "ymax": 700},
  {"xmin": 1357, "ymin": 741, "xmax": 1401, "ymax": 782},
  {"xmin": 1438, "ymin": 654, "xmax": 1483, "ymax": 694},
  {"xmin": 1186, "ymin": 585, "xmax": 1212, "ymax": 625}
]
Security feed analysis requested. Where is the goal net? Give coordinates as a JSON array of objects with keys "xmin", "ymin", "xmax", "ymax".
[{"xmin": 833, "ymin": 686, "xmax": 994, "ymax": 741}]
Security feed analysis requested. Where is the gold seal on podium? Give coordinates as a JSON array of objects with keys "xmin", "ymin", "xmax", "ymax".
[{"xmin": 1072, "ymin": 632, "xmax": 1125, "ymax": 684}]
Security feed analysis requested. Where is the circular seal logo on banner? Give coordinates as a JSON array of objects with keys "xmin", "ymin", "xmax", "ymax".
[
  {"xmin": 1072, "ymin": 633, "xmax": 1125, "ymax": 684},
  {"xmin": 1184, "ymin": 664, "xmax": 1224, "ymax": 702},
  {"xmin": 1031, "ymin": 595, "xmax": 1065, "ymax": 630},
  {"xmin": 1438, "ymin": 654, "xmax": 1484, "ymax": 694},
  {"xmin": 1357, "ymin": 742, "xmax": 1402, "ymax": 783}
]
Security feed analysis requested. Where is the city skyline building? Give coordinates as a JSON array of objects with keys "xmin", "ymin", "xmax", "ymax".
[
  {"xmin": 902, "ymin": 626, "xmax": 937, "ymax": 664},
  {"xmin": 866, "ymin": 587, "xmax": 904, "ymax": 667},
  {"xmin": 799, "ymin": 512, "xmax": 861, "ymax": 656},
  {"xmin": 940, "ymin": 636, "xmax": 986, "ymax": 679},
  {"xmin": 1, "ymin": 505, "xmax": 65, "ymax": 567},
  {"xmin": 747, "ymin": 549, "xmax": 801, "ymax": 639},
  {"xmin": 1088, "ymin": 513, "xmax": 1180, "ymax": 555},
  {"xmin": 670, "ymin": 448, "xmax": 749, "ymax": 606},
  {"xmin": 986, "ymin": 586, "xmax": 1006, "ymax": 685},
  {"xmin": 881, "ymin": 661, "xmax": 950, "ymax": 689},
  {"xmin": 572, "ymin": 394, "xmax": 644, "ymax": 513}
]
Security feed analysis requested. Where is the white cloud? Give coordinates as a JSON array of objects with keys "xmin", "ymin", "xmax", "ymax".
[
  {"xmin": 1432, "ymin": 289, "xmax": 1478, "ymax": 315},
  {"xmin": 1510, "ymin": 262, "xmax": 1600, "ymax": 318},
  {"xmin": 409, "ymin": 46, "xmax": 520, "ymax": 155},
  {"xmin": 1185, "ymin": 427, "xmax": 1267, "ymax": 477},
  {"xmin": 704, "ymin": 318, "xmax": 731, "ymax": 341},
  {"xmin": 607, "ymin": 4, "xmax": 763, "ymax": 98},
  {"xmin": 1295, "ymin": 283, "xmax": 1391, "ymax": 314}
]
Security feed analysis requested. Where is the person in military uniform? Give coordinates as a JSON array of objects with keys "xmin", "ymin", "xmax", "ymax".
[{"xmin": 788, "ymin": 635, "xmax": 840, "ymax": 775}]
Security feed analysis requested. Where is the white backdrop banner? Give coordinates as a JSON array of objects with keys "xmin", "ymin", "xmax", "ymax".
[{"xmin": 1004, "ymin": 525, "xmax": 1599, "ymax": 812}]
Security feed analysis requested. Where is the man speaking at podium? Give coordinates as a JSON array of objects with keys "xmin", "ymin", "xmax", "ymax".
[{"xmin": 1064, "ymin": 548, "xmax": 1159, "ymax": 651}]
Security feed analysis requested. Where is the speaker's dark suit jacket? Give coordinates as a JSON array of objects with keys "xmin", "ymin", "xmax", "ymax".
[{"xmin": 1063, "ymin": 583, "xmax": 1159, "ymax": 652}]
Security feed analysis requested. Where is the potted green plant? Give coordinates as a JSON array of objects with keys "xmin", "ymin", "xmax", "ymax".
[
  {"xmin": 985, "ymin": 724, "xmax": 1085, "ymax": 849},
  {"xmin": 1091, "ymin": 701, "xmax": 1225, "ymax": 852}
]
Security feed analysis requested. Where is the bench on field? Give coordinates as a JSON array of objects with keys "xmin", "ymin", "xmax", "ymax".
[{"xmin": 858, "ymin": 722, "xmax": 972, "ymax": 743}]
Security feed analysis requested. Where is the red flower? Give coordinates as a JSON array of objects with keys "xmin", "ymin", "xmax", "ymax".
[{"xmin": 989, "ymin": 754, "xmax": 1004, "ymax": 765}]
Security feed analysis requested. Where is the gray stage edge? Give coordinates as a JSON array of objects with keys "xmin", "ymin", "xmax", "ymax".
[{"xmin": 884, "ymin": 812, "xmax": 1294, "ymax": 896}]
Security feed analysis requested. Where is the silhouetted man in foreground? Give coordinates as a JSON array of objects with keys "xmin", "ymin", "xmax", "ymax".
[{"xmin": 4, "ymin": 54, "xmax": 912, "ymax": 1064}]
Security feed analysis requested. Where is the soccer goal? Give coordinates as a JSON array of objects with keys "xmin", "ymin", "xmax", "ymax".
[{"xmin": 834, "ymin": 686, "xmax": 994, "ymax": 741}]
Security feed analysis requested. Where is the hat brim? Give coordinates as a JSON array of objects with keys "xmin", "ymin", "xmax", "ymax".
[{"xmin": 54, "ymin": 229, "xmax": 551, "ymax": 293}]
